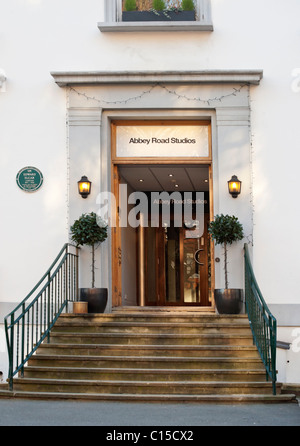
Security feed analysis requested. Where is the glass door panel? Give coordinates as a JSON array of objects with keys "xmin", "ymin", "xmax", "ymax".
[
  {"xmin": 183, "ymin": 236, "xmax": 208, "ymax": 303},
  {"xmin": 144, "ymin": 213, "xmax": 210, "ymax": 306},
  {"xmin": 145, "ymin": 227, "xmax": 157, "ymax": 304},
  {"xmin": 183, "ymin": 237, "xmax": 201, "ymax": 303},
  {"xmin": 164, "ymin": 226, "xmax": 181, "ymax": 304},
  {"xmin": 183, "ymin": 215, "xmax": 209, "ymax": 305}
]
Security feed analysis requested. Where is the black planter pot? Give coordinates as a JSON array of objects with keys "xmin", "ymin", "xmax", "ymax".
[
  {"xmin": 80, "ymin": 288, "xmax": 108, "ymax": 314},
  {"xmin": 122, "ymin": 11, "xmax": 195, "ymax": 22},
  {"xmin": 214, "ymin": 289, "xmax": 243, "ymax": 315}
]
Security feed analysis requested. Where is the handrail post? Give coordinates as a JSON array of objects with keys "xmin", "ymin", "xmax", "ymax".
[
  {"xmin": 7, "ymin": 314, "xmax": 14, "ymax": 391},
  {"xmin": 20, "ymin": 303, "xmax": 25, "ymax": 377},
  {"xmin": 271, "ymin": 316, "xmax": 277, "ymax": 395},
  {"xmin": 66, "ymin": 244, "xmax": 69, "ymax": 310},
  {"xmin": 47, "ymin": 271, "xmax": 51, "ymax": 343},
  {"xmin": 76, "ymin": 247, "xmax": 79, "ymax": 302}
]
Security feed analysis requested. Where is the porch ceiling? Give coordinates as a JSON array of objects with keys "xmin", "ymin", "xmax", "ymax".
[{"xmin": 119, "ymin": 164, "xmax": 209, "ymax": 192}]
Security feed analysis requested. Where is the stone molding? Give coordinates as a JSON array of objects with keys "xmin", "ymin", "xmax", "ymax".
[
  {"xmin": 51, "ymin": 70, "xmax": 263, "ymax": 88},
  {"xmin": 68, "ymin": 107, "xmax": 102, "ymax": 127},
  {"xmin": 216, "ymin": 107, "xmax": 251, "ymax": 126}
]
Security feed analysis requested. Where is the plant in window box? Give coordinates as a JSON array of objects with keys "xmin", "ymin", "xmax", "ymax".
[
  {"xmin": 70, "ymin": 212, "xmax": 108, "ymax": 313},
  {"xmin": 208, "ymin": 214, "xmax": 244, "ymax": 314},
  {"xmin": 124, "ymin": 0, "xmax": 137, "ymax": 11},
  {"xmin": 122, "ymin": 0, "xmax": 196, "ymax": 22},
  {"xmin": 181, "ymin": 0, "xmax": 195, "ymax": 10}
]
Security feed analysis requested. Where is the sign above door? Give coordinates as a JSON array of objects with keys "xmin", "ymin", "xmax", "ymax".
[{"xmin": 116, "ymin": 123, "xmax": 210, "ymax": 159}]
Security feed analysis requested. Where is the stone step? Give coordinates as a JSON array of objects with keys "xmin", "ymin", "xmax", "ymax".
[
  {"xmin": 52, "ymin": 321, "xmax": 251, "ymax": 335},
  {"xmin": 28, "ymin": 354, "xmax": 264, "ymax": 370},
  {"xmin": 23, "ymin": 366, "xmax": 268, "ymax": 382},
  {"xmin": 60, "ymin": 313, "xmax": 248, "ymax": 325},
  {"xmin": 2, "ymin": 309, "xmax": 297, "ymax": 404},
  {"xmin": 12, "ymin": 378, "xmax": 280, "ymax": 396},
  {"xmin": 2, "ymin": 389, "xmax": 296, "ymax": 404},
  {"xmin": 38, "ymin": 343, "xmax": 261, "ymax": 358},
  {"xmin": 49, "ymin": 332, "xmax": 254, "ymax": 346}
]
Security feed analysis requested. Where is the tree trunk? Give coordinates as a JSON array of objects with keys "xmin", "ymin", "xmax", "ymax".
[
  {"xmin": 92, "ymin": 244, "xmax": 95, "ymax": 288},
  {"xmin": 224, "ymin": 241, "xmax": 228, "ymax": 289}
]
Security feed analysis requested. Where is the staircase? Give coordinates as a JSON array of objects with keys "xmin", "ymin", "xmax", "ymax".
[{"xmin": 3, "ymin": 308, "xmax": 297, "ymax": 402}]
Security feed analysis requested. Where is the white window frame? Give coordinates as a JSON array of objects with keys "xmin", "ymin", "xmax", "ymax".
[{"xmin": 99, "ymin": 0, "xmax": 213, "ymax": 32}]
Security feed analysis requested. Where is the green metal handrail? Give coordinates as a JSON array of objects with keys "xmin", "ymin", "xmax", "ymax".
[
  {"xmin": 244, "ymin": 243, "xmax": 277, "ymax": 395},
  {"xmin": 4, "ymin": 243, "xmax": 80, "ymax": 390}
]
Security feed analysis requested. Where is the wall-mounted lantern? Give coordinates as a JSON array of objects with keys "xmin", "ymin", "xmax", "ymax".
[
  {"xmin": 228, "ymin": 175, "xmax": 242, "ymax": 198},
  {"xmin": 78, "ymin": 175, "xmax": 92, "ymax": 199}
]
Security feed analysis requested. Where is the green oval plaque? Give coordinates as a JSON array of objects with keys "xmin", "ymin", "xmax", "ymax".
[{"xmin": 16, "ymin": 167, "xmax": 44, "ymax": 193}]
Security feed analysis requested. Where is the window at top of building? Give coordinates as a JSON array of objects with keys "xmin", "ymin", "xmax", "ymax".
[{"xmin": 99, "ymin": 0, "xmax": 213, "ymax": 32}]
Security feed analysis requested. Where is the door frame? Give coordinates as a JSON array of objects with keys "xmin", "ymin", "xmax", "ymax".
[{"xmin": 111, "ymin": 119, "xmax": 215, "ymax": 308}]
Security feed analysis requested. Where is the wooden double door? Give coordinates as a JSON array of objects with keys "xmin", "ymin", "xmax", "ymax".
[{"xmin": 144, "ymin": 214, "xmax": 210, "ymax": 307}]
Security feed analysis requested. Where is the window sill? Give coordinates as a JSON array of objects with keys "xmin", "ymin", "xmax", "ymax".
[{"xmin": 98, "ymin": 21, "xmax": 214, "ymax": 32}]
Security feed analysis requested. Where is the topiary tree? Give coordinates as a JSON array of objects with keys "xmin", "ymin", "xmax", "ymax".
[
  {"xmin": 181, "ymin": 0, "xmax": 195, "ymax": 10},
  {"xmin": 70, "ymin": 212, "xmax": 108, "ymax": 288},
  {"xmin": 208, "ymin": 214, "xmax": 244, "ymax": 289},
  {"xmin": 124, "ymin": 0, "xmax": 137, "ymax": 11}
]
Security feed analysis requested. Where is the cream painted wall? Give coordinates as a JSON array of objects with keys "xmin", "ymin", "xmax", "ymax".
[
  {"xmin": 0, "ymin": 0, "xmax": 300, "ymax": 305},
  {"xmin": 276, "ymin": 327, "xmax": 300, "ymax": 384}
]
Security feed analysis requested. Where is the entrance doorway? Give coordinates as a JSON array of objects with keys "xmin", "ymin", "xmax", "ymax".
[
  {"xmin": 110, "ymin": 119, "xmax": 213, "ymax": 309},
  {"xmin": 114, "ymin": 164, "xmax": 213, "ymax": 308}
]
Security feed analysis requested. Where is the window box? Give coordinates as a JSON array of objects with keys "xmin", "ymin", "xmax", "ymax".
[
  {"xmin": 122, "ymin": 10, "xmax": 196, "ymax": 22},
  {"xmin": 99, "ymin": 0, "xmax": 213, "ymax": 32}
]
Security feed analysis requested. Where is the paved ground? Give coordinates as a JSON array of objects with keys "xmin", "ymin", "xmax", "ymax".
[{"xmin": 0, "ymin": 399, "xmax": 299, "ymax": 426}]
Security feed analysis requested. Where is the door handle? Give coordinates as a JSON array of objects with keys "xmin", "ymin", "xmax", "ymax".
[{"xmin": 194, "ymin": 249, "xmax": 204, "ymax": 266}]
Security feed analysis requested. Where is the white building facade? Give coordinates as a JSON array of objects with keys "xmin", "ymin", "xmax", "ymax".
[{"xmin": 0, "ymin": 0, "xmax": 300, "ymax": 385}]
